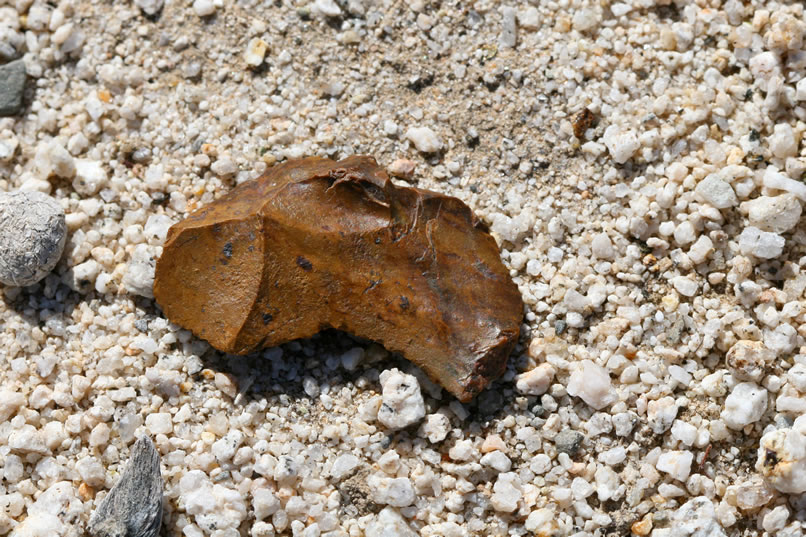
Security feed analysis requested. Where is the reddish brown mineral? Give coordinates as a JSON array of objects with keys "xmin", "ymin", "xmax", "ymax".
[{"xmin": 154, "ymin": 156, "xmax": 523, "ymax": 401}]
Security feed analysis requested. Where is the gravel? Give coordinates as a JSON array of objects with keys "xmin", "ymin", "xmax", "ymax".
[{"xmin": 3, "ymin": 1, "xmax": 806, "ymax": 536}]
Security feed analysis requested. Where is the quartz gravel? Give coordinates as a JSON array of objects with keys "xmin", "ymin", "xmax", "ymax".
[{"xmin": 3, "ymin": 1, "xmax": 806, "ymax": 537}]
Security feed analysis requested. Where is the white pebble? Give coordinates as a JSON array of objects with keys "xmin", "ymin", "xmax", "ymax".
[
  {"xmin": 769, "ymin": 123, "xmax": 798, "ymax": 158},
  {"xmin": 365, "ymin": 507, "xmax": 418, "ymax": 537},
  {"xmin": 515, "ymin": 363, "xmax": 555, "ymax": 396},
  {"xmin": 671, "ymin": 275, "xmax": 698, "ymax": 297},
  {"xmin": 656, "ymin": 450, "xmax": 694, "ymax": 482},
  {"xmin": 647, "ymin": 396, "xmax": 678, "ymax": 434},
  {"xmin": 377, "ymin": 368, "xmax": 425, "ymax": 430},
  {"xmin": 490, "ymin": 472, "xmax": 522, "ymax": 513},
  {"xmin": 741, "ymin": 194, "xmax": 802, "ymax": 234},
  {"xmin": 419, "ymin": 413, "xmax": 450, "ymax": 443},
  {"xmin": 244, "ymin": 38, "xmax": 268, "ymax": 67},
  {"xmin": 721, "ymin": 382, "xmax": 767, "ymax": 430},
  {"xmin": 763, "ymin": 167, "xmax": 806, "ymax": 201},
  {"xmin": 756, "ymin": 415, "xmax": 806, "ymax": 493},
  {"xmin": 405, "ymin": 127, "xmax": 443, "ymax": 153},
  {"xmin": 602, "ymin": 125, "xmax": 639, "ymax": 164},
  {"xmin": 330, "ymin": 453, "xmax": 360, "ymax": 481},
  {"xmin": 192, "ymin": 0, "xmax": 216, "ymax": 16},
  {"xmin": 312, "ymin": 0, "xmax": 342, "ymax": 17},
  {"xmin": 145, "ymin": 412, "xmax": 173, "ymax": 435},
  {"xmin": 480, "ymin": 451, "xmax": 512, "ymax": 472},
  {"xmin": 566, "ymin": 359, "xmax": 615, "ymax": 410},
  {"xmin": 738, "ymin": 226, "xmax": 785, "ymax": 259},
  {"xmin": 368, "ymin": 474, "xmax": 415, "ymax": 507},
  {"xmin": 695, "ymin": 174, "xmax": 738, "ymax": 209}
]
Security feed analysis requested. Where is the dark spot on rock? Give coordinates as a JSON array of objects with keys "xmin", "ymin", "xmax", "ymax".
[
  {"xmin": 764, "ymin": 448, "xmax": 778, "ymax": 467},
  {"xmin": 223, "ymin": 242, "xmax": 233, "ymax": 259},
  {"xmin": 296, "ymin": 256, "xmax": 313, "ymax": 271},
  {"xmin": 263, "ymin": 313, "xmax": 273, "ymax": 325},
  {"xmin": 400, "ymin": 296, "xmax": 409, "ymax": 310}
]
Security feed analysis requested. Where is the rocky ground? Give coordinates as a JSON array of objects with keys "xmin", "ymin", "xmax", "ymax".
[{"xmin": 2, "ymin": 0, "xmax": 806, "ymax": 536}]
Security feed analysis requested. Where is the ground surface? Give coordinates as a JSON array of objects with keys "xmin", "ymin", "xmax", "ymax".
[{"xmin": 2, "ymin": 0, "xmax": 806, "ymax": 536}]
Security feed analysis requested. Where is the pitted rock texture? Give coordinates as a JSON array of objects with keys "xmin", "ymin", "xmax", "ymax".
[{"xmin": 154, "ymin": 155, "xmax": 523, "ymax": 401}]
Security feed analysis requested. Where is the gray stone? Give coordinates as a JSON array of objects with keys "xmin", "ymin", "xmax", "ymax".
[
  {"xmin": 0, "ymin": 191, "xmax": 67, "ymax": 287},
  {"xmin": 554, "ymin": 430, "xmax": 584, "ymax": 456},
  {"xmin": 0, "ymin": 60, "xmax": 26, "ymax": 117}
]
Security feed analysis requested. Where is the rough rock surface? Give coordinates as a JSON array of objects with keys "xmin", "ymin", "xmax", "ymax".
[{"xmin": 154, "ymin": 156, "xmax": 523, "ymax": 401}]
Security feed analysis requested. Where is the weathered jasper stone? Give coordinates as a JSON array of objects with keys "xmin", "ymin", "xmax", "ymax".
[{"xmin": 154, "ymin": 156, "xmax": 523, "ymax": 401}]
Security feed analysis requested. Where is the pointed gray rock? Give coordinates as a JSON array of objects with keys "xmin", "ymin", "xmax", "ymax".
[
  {"xmin": 0, "ymin": 60, "xmax": 26, "ymax": 116},
  {"xmin": 88, "ymin": 436, "xmax": 163, "ymax": 537}
]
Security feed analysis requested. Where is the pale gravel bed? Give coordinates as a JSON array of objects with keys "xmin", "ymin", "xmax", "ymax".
[{"xmin": 2, "ymin": 0, "xmax": 806, "ymax": 536}]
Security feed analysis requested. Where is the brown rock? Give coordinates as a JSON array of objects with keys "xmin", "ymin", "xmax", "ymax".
[{"xmin": 154, "ymin": 155, "xmax": 523, "ymax": 401}]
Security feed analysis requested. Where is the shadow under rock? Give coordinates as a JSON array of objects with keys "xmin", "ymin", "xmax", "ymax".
[{"xmin": 1, "ymin": 274, "xmax": 81, "ymax": 340}]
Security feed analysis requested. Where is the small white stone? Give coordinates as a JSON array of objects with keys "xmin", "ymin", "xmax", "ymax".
[
  {"xmin": 0, "ymin": 390, "xmax": 25, "ymax": 422},
  {"xmin": 418, "ymin": 413, "xmax": 450, "ymax": 443},
  {"xmin": 330, "ymin": 453, "xmax": 360, "ymax": 480},
  {"xmin": 656, "ymin": 450, "xmax": 694, "ymax": 482},
  {"xmin": 688, "ymin": 235, "xmax": 714, "ymax": 264},
  {"xmin": 377, "ymin": 369, "xmax": 425, "ymax": 430},
  {"xmin": 405, "ymin": 127, "xmax": 443, "ymax": 153},
  {"xmin": 122, "ymin": 244, "xmax": 156, "ymax": 298},
  {"xmin": 786, "ymin": 363, "xmax": 806, "ymax": 392},
  {"xmin": 9, "ymin": 425, "xmax": 48, "ymax": 454},
  {"xmin": 312, "ymin": 0, "xmax": 342, "ymax": 17},
  {"xmin": 591, "ymin": 233, "xmax": 615, "ymax": 260},
  {"xmin": 145, "ymin": 412, "xmax": 173, "ymax": 435},
  {"xmin": 762, "ymin": 505, "xmax": 790, "ymax": 533},
  {"xmin": 671, "ymin": 275, "xmax": 698, "ymax": 297},
  {"xmin": 598, "ymin": 446, "xmax": 626, "ymax": 465},
  {"xmin": 252, "ymin": 489, "xmax": 280, "ymax": 520},
  {"xmin": 738, "ymin": 226, "xmax": 785, "ymax": 259},
  {"xmin": 695, "ymin": 174, "xmax": 738, "ymax": 209},
  {"xmin": 671, "ymin": 420, "xmax": 698, "ymax": 447},
  {"xmin": 769, "ymin": 123, "xmax": 799, "ymax": 158},
  {"xmin": 726, "ymin": 340, "xmax": 772, "ymax": 382},
  {"xmin": 480, "ymin": 451, "xmax": 512, "ymax": 472},
  {"xmin": 192, "ymin": 0, "xmax": 216, "ymax": 16},
  {"xmin": 365, "ymin": 507, "xmax": 418, "ymax": 537},
  {"xmin": 595, "ymin": 466, "xmax": 620, "ymax": 501},
  {"xmin": 135, "ymin": 0, "xmax": 163, "ymax": 15},
  {"xmin": 211, "ymin": 158, "xmax": 237, "ymax": 177},
  {"xmin": 741, "ymin": 194, "xmax": 802, "ymax": 234},
  {"xmin": 499, "ymin": 6, "xmax": 517, "ymax": 49},
  {"xmin": 368, "ymin": 474, "xmax": 415, "ymax": 507},
  {"xmin": 38, "ymin": 142, "xmax": 75, "ymax": 179},
  {"xmin": 670, "ymin": 496, "xmax": 726, "ymax": 537},
  {"xmin": 762, "ymin": 167, "xmax": 806, "ymax": 201},
  {"xmin": 602, "ymin": 125, "xmax": 639, "ymax": 164},
  {"xmin": 647, "ymin": 396, "xmax": 678, "ymax": 434},
  {"xmin": 212, "ymin": 430, "xmax": 243, "ymax": 461},
  {"xmin": 572, "ymin": 8, "xmax": 600, "ymax": 32},
  {"xmin": 757, "ymin": 415, "xmax": 806, "ymax": 493},
  {"xmin": 244, "ymin": 38, "xmax": 268, "ymax": 67},
  {"xmin": 525, "ymin": 508, "xmax": 554, "ymax": 533},
  {"xmin": 797, "ymin": 78, "xmax": 806, "ymax": 101},
  {"xmin": 566, "ymin": 359, "xmax": 615, "ymax": 410},
  {"xmin": 673, "ymin": 220, "xmax": 697, "ymax": 245},
  {"xmin": 448, "ymin": 439, "xmax": 476, "ymax": 462},
  {"xmin": 721, "ymin": 382, "xmax": 767, "ymax": 430},
  {"xmin": 518, "ymin": 7, "xmax": 539, "ymax": 30},
  {"xmin": 490, "ymin": 472, "xmax": 522, "ymax": 513},
  {"xmin": 515, "ymin": 363, "xmax": 555, "ymax": 396}
]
